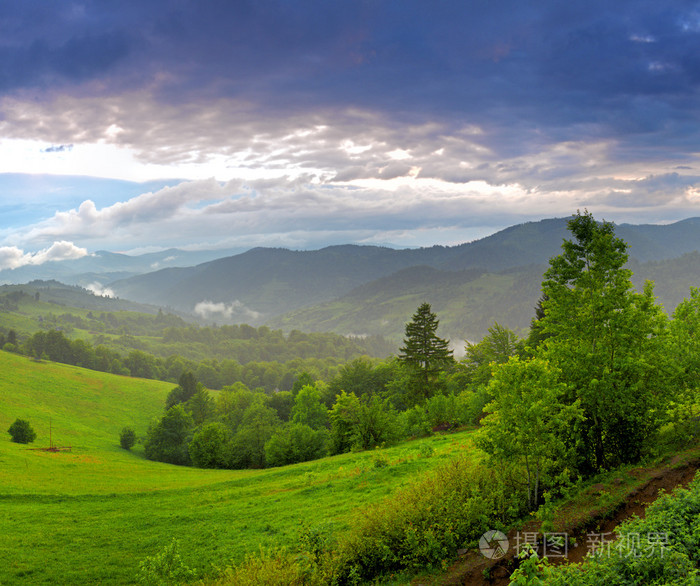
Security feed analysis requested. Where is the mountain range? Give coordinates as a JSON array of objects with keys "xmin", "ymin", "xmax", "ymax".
[{"xmin": 5, "ymin": 216, "xmax": 700, "ymax": 344}]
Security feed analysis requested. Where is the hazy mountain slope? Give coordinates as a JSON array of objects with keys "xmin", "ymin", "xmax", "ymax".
[
  {"xmin": 275, "ymin": 251, "xmax": 700, "ymax": 344},
  {"xmin": 270, "ymin": 265, "xmax": 545, "ymax": 343},
  {"xmin": 108, "ymin": 216, "xmax": 700, "ymax": 324},
  {"xmin": 0, "ymin": 280, "xmax": 172, "ymax": 314},
  {"xmin": 109, "ymin": 245, "xmax": 421, "ymax": 318},
  {"xmin": 618, "ymin": 217, "xmax": 700, "ymax": 261},
  {"xmin": 631, "ymin": 251, "xmax": 700, "ymax": 311}
]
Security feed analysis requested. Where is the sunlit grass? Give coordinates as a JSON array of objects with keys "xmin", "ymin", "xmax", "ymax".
[{"xmin": 0, "ymin": 351, "xmax": 476, "ymax": 584}]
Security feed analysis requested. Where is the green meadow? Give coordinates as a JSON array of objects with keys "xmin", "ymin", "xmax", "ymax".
[{"xmin": 0, "ymin": 351, "xmax": 475, "ymax": 585}]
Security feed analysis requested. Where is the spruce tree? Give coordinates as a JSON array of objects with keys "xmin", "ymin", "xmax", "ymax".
[{"xmin": 398, "ymin": 302, "xmax": 453, "ymax": 402}]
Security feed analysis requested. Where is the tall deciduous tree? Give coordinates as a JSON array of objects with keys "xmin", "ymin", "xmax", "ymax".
[
  {"xmin": 539, "ymin": 211, "xmax": 669, "ymax": 474},
  {"xmin": 291, "ymin": 384, "xmax": 328, "ymax": 430},
  {"xmin": 477, "ymin": 357, "xmax": 582, "ymax": 511},
  {"xmin": 665, "ymin": 287, "xmax": 700, "ymax": 445},
  {"xmin": 398, "ymin": 302, "xmax": 454, "ymax": 403},
  {"xmin": 144, "ymin": 404, "xmax": 194, "ymax": 466}
]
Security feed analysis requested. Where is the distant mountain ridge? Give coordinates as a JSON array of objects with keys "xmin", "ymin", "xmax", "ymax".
[
  {"xmin": 6, "ymin": 216, "xmax": 700, "ymax": 343},
  {"xmin": 101, "ymin": 216, "xmax": 700, "ymax": 342}
]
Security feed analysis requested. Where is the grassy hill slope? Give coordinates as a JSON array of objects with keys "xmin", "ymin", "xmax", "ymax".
[{"xmin": 0, "ymin": 351, "xmax": 475, "ymax": 584}]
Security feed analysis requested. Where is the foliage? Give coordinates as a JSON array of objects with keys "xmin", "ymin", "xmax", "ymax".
[
  {"xmin": 13, "ymin": 311, "xmax": 392, "ymax": 393},
  {"xmin": 539, "ymin": 211, "xmax": 671, "ymax": 474},
  {"xmin": 184, "ymin": 388, "xmax": 215, "ymax": 426},
  {"xmin": 265, "ymin": 423, "xmax": 328, "ymax": 467},
  {"xmin": 400, "ymin": 404, "xmax": 433, "ymax": 438},
  {"xmin": 211, "ymin": 548, "xmax": 309, "ymax": 586},
  {"xmin": 291, "ymin": 384, "xmax": 328, "ymax": 429},
  {"xmin": 335, "ymin": 457, "xmax": 523, "ymax": 582},
  {"xmin": 353, "ymin": 395, "xmax": 401, "ymax": 451},
  {"xmin": 165, "ymin": 371, "xmax": 199, "ymax": 410},
  {"xmin": 267, "ymin": 390, "xmax": 294, "ymax": 421},
  {"xmin": 119, "ymin": 426, "xmax": 136, "ymax": 450},
  {"xmin": 188, "ymin": 422, "xmax": 230, "ymax": 468},
  {"xmin": 513, "ymin": 472, "xmax": 700, "ymax": 585},
  {"xmin": 398, "ymin": 302, "xmax": 454, "ymax": 404},
  {"xmin": 136, "ymin": 539, "xmax": 196, "ymax": 586},
  {"xmin": 229, "ymin": 402, "xmax": 281, "ymax": 468},
  {"xmin": 144, "ymin": 405, "xmax": 195, "ymax": 465},
  {"xmin": 7, "ymin": 418, "xmax": 36, "ymax": 444},
  {"xmin": 463, "ymin": 322, "xmax": 524, "ymax": 387},
  {"xmin": 664, "ymin": 288, "xmax": 700, "ymax": 448},
  {"xmin": 477, "ymin": 357, "xmax": 582, "ymax": 511},
  {"xmin": 329, "ymin": 391, "xmax": 362, "ymax": 455},
  {"xmin": 327, "ymin": 357, "xmax": 396, "ymax": 401}
]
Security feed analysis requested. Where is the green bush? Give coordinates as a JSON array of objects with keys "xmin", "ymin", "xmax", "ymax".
[
  {"xmin": 8, "ymin": 418, "xmax": 36, "ymax": 444},
  {"xmin": 515, "ymin": 471, "xmax": 700, "ymax": 585},
  {"xmin": 136, "ymin": 539, "xmax": 196, "ymax": 586},
  {"xmin": 119, "ymin": 426, "xmax": 136, "ymax": 450},
  {"xmin": 212, "ymin": 548, "xmax": 308, "ymax": 586},
  {"xmin": 400, "ymin": 405, "xmax": 432, "ymax": 438},
  {"xmin": 335, "ymin": 456, "xmax": 525, "ymax": 582},
  {"xmin": 265, "ymin": 423, "xmax": 327, "ymax": 467},
  {"xmin": 425, "ymin": 393, "xmax": 457, "ymax": 428}
]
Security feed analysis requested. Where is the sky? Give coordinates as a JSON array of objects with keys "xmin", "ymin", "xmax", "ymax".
[{"xmin": 3, "ymin": 1, "xmax": 700, "ymax": 269}]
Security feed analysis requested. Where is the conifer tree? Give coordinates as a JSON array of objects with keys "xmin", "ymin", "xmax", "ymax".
[{"xmin": 398, "ymin": 302, "xmax": 453, "ymax": 402}]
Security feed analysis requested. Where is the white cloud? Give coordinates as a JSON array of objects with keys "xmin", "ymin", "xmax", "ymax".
[
  {"xmin": 0, "ymin": 241, "xmax": 88, "ymax": 270},
  {"xmin": 194, "ymin": 300, "xmax": 262, "ymax": 322},
  {"xmin": 85, "ymin": 282, "xmax": 115, "ymax": 298},
  {"xmin": 2, "ymin": 92, "xmax": 700, "ymax": 254},
  {"xmin": 0, "ymin": 247, "xmax": 28, "ymax": 270}
]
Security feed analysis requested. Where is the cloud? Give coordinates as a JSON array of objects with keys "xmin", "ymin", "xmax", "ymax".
[
  {"xmin": 194, "ymin": 300, "xmax": 262, "ymax": 322},
  {"xmin": 2, "ymin": 2, "xmax": 700, "ymax": 167},
  {"xmin": 85, "ymin": 282, "xmax": 115, "ymax": 298},
  {"xmin": 0, "ymin": 240, "xmax": 88, "ymax": 270},
  {"xmin": 4, "ymin": 160, "xmax": 700, "ymax": 254},
  {"xmin": 2, "ymin": 2, "xmax": 700, "ymax": 253},
  {"xmin": 18, "ymin": 178, "xmax": 232, "ymax": 246}
]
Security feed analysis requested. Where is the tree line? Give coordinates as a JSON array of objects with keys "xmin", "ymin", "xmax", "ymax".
[{"xmin": 0, "ymin": 324, "xmax": 393, "ymax": 392}]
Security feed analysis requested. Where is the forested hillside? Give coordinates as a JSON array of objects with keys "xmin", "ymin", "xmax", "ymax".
[{"xmin": 0, "ymin": 282, "xmax": 394, "ymax": 391}]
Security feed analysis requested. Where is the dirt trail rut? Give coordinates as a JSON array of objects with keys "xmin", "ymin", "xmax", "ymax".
[{"xmin": 414, "ymin": 456, "xmax": 700, "ymax": 586}]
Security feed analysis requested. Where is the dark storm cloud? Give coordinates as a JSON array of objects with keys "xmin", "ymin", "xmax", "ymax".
[{"xmin": 3, "ymin": 0, "xmax": 700, "ymax": 154}]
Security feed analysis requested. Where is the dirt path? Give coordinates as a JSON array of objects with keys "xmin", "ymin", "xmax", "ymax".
[{"xmin": 414, "ymin": 456, "xmax": 700, "ymax": 586}]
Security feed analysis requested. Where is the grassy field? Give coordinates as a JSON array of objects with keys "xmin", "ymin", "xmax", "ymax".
[{"xmin": 0, "ymin": 351, "xmax": 475, "ymax": 585}]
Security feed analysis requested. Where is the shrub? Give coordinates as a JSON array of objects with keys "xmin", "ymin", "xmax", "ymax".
[
  {"xmin": 136, "ymin": 539, "xmax": 196, "ymax": 586},
  {"xmin": 8, "ymin": 418, "xmax": 36, "ymax": 444},
  {"xmin": 212, "ymin": 548, "xmax": 307, "ymax": 586},
  {"xmin": 518, "ymin": 471, "xmax": 700, "ymax": 585},
  {"xmin": 400, "ymin": 405, "xmax": 432, "ymax": 438},
  {"xmin": 425, "ymin": 393, "xmax": 458, "ymax": 428},
  {"xmin": 265, "ymin": 423, "xmax": 327, "ymax": 467},
  {"xmin": 119, "ymin": 426, "xmax": 136, "ymax": 450},
  {"xmin": 335, "ymin": 456, "xmax": 526, "ymax": 582}
]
